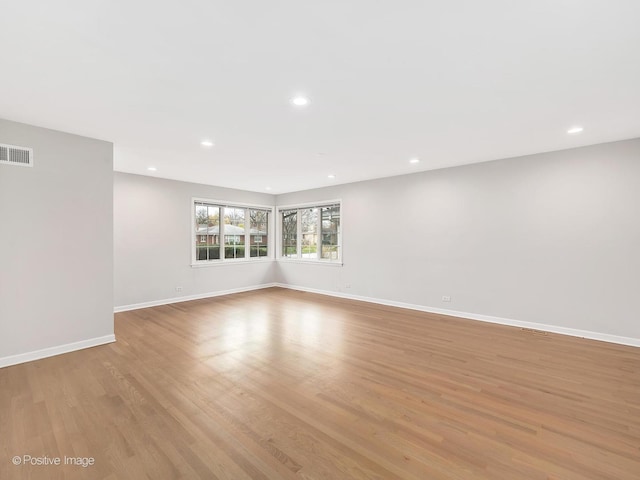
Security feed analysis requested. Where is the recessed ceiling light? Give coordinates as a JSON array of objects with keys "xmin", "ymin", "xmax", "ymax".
[
  {"xmin": 201, "ymin": 140, "xmax": 214, "ymax": 147},
  {"xmin": 291, "ymin": 96, "xmax": 309, "ymax": 106},
  {"xmin": 265, "ymin": 187, "xmax": 272, "ymax": 191},
  {"xmin": 567, "ymin": 126, "xmax": 584, "ymax": 135},
  {"xmin": 409, "ymin": 158, "xmax": 420, "ymax": 164},
  {"xmin": 147, "ymin": 166, "xmax": 157, "ymax": 171},
  {"xmin": 327, "ymin": 174, "xmax": 336, "ymax": 179}
]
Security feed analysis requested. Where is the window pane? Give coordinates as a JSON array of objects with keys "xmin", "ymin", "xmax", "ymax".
[
  {"xmin": 249, "ymin": 209, "xmax": 269, "ymax": 257},
  {"xmin": 281, "ymin": 209, "xmax": 297, "ymax": 258},
  {"xmin": 223, "ymin": 207, "xmax": 245, "ymax": 259},
  {"xmin": 301, "ymin": 208, "xmax": 318, "ymax": 258},
  {"xmin": 321, "ymin": 205, "xmax": 340, "ymax": 260},
  {"xmin": 207, "ymin": 206, "xmax": 221, "ymax": 259},
  {"xmin": 195, "ymin": 204, "xmax": 220, "ymax": 261}
]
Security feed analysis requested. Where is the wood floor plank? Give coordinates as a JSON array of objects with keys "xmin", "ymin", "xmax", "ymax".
[{"xmin": 1, "ymin": 287, "xmax": 639, "ymax": 479}]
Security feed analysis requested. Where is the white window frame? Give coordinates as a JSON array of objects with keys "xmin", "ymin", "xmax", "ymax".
[
  {"xmin": 191, "ymin": 198, "xmax": 275, "ymax": 267},
  {"xmin": 276, "ymin": 199, "xmax": 343, "ymax": 266}
]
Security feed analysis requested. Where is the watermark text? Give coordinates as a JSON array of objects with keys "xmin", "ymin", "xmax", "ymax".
[{"xmin": 12, "ymin": 455, "xmax": 95, "ymax": 468}]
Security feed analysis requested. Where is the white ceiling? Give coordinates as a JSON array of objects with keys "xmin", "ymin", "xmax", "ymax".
[{"xmin": 1, "ymin": 1, "xmax": 639, "ymax": 194}]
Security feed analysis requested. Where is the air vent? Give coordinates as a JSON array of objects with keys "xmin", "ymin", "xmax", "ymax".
[{"xmin": 0, "ymin": 143, "xmax": 34, "ymax": 167}]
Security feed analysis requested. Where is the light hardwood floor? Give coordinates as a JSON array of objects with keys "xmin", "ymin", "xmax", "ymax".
[{"xmin": 1, "ymin": 287, "xmax": 639, "ymax": 479}]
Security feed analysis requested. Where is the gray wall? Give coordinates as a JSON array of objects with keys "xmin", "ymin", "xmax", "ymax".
[
  {"xmin": 114, "ymin": 173, "xmax": 276, "ymax": 309},
  {"xmin": 0, "ymin": 118, "xmax": 114, "ymax": 362},
  {"xmin": 276, "ymin": 138, "xmax": 640, "ymax": 340},
  {"xmin": 4, "ymin": 122, "xmax": 636, "ymax": 364}
]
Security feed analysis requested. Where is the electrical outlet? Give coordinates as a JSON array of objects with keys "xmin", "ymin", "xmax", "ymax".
[
  {"xmin": 442, "ymin": 295, "xmax": 451, "ymax": 302},
  {"xmin": 176, "ymin": 286, "xmax": 183, "ymax": 292},
  {"xmin": 345, "ymin": 283, "xmax": 352, "ymax": 289}
]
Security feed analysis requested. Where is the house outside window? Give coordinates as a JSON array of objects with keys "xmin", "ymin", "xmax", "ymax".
[{"xmin": 193, "ymin": 199, "xmax": 272, "ymax": 264}]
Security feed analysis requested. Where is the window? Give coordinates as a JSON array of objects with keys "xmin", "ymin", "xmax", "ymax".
[
  {"xmin": 195, "ymin": 203, "xmax": 220, "ymax": 260},
  {"xmin": 281, "ymin": 209, "xmax": 297, "ymax": 258},
  {"xmin": 278, "ymin": 201, "xmax": 341, "ymax": 263},
  {"xmin": 321, "ymin": 204, "xmax": 340, "ymax": 260},
  {"xmin": 193, "ymin": 200, "xmax": 271, "ymax": 264},
  {"xmin": 301, "ymin": 208, "xmax": 318, "ymax": 258},
  {"xmin": 223, "ymin": 207, "xmax": 245, "ymax": 259},
  {"xmin": 249, "ymin": 210, "xmax": 269, "ymax": 258}
]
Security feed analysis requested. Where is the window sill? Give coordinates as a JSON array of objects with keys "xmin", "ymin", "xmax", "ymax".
[
  {"xmin": 277, "ymin": 258, "xmax": 343, "ymax": 267},
  {"xmin": 191, "ymin": 258, "xmax": 274, "ymax": 268}
]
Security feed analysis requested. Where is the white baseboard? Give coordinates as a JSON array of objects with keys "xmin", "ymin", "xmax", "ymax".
[
  {"xmin": 114, "ymin": 283, "xmax": 278, "ymax": 313},
  {"xmin": 0, "ymin": 334, "xmax": 116, "ymax": 369},
  {"xmin": 274, "ymin": 283, "xmax": 640, "ymax": 348},
  {"xmin": 112, "ymin": 281, "xmax": 639, "ymax": 348}
]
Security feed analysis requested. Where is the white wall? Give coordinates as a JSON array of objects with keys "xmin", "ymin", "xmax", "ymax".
[
  {"xmin": 0, "ymin": 119, "xmax": 114, "ymax": 366},
  {"xmin": 275, "ymin": 138, "xmax": 640, "ymax": 343},
  {"xmin": 114, "ymin": 173, "xmax": 276, "ymax": 310},
  {"xmin": 3, "ymin": 123, "xmax": 635, "ymax": 368}
]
